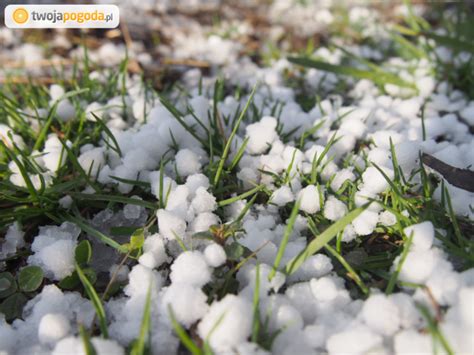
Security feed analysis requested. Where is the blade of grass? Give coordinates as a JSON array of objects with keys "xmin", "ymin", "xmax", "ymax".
[
  {"xmin": 285, "ymin": 206, "xmax": 367, "ymax": 275},
  {"xmin": 288, "ymin": 57, "xmax": 416, "ymax": 89},
  {"xmin": 269, "ymin": 199, "xmax": 301, "ymax": 280},
  {"xmin": 213, "ymin": 86, "xmax": 257, "ymax": 187},
  {"xmin": 168, "ymin": 305, "xmax": 202, "ymax": 355},
  {"xmin": 79, "ymin": 324, "xmax": 97, "ymax": 355},
  {"xmin": 64, "ymin": 214, "xmax": 128, "ymax": 253},
  {"xmin": 130, "ymin": 284, "xmax": 152, "ymax": 355},
  {"xmin": 76, "ymin": 263, "xmax": 109, "ymax": 338},
  {"xmin": 217, "ymin": 184, "xmax": 265, "ymax": 208}
]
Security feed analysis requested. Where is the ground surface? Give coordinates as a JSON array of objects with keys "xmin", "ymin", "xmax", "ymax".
[{"xmin": 1, "ymin": 1, "xmax": 474, "ymax": 354}]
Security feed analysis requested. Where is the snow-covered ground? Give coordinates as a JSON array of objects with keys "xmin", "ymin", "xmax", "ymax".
[{"xmin": 1, "ymin": 1, "xmax": 473, "ymax": 354}]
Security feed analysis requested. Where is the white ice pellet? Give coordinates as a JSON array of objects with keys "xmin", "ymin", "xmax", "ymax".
[
  {"xmin": 38, "ymin": 313, "xmax": 70, "ymax": 344},
  {"xmin": 297, "ymin": 185, "xmax": 321, "ymax": 214},
  {"xmin": 78, "ymin": 147, "xmax": 105, "ymax": 178},
  {"xmin": 351, "ymin": 210, "xmax": 379, "ymax": 236},
  {"xmin": 204, "ymin": 243, "xmax": 227, "ymax": 267},
  {"xmin": 198, "ymin": 295, "xmax": 253, "ymax": 352},
  {"xmin": 157, "ymin": 209, "xmax": 186, "ymax": 241},
  {"xmin": 361, "ymin": 294, "xmax": 400, "ymax": 336},
  {"xmin": 162, "ymin": 283, "xmax": 209, "ymax": 328},
  {"xmin": 330, "ymin": 168, "xmax": 355, "ymax": 191},
  {"xmin": 403, "ymin": 221, "xmax": 434, "ymax": 251},
  {"xmin": 326, "ymin": 326, "xmax": 383, "ymax": 355},
  {"xmin": 245, "ymin": 116, "xmax": 278, "ymax": 154},
  {"xmin": 170, "ymin": 251, "xmax": 211, "ymax": 287},
  {"xmin": 395, "ymin": 249, "xmax": 438, "ymax": 284},
  {"xmin": 176, "ymin": 149, "xmax": 202, "ymax": 177},
  {"xmin": 360, "ymin": 166, "xmax": 394, "ymax": 194},
  {"xmin": 310, "ymin": 276, "xmax": 339, "ymax": 302},
  {"xmin": 394, "ymin": 330, "xmax": 432, "ymax": 354},
  {"xmin": 378, "ymin": 210, "xmax": 397, "ymax": 226},
  {"xmin": 191, "ymin": 187, "xmax": 217, "ymax": 213},
  {"xmin": 270, "ymin": 186, "xmax": 294, "ymax": 206},
  {"xmin": 323, "ymin": 196, "xmax": 348, "ymax": 221},
  {"xmin": 53, "ymin": 336, "xmax": 125, "ymax": 355}
]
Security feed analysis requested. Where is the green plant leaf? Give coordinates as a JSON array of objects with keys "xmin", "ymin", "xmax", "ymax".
[
  {"xmin": 58, "ymin": 272, "xmax": 80, "ymax": 290},
  {"xmin": 288, "ymin": 57, "xmax": 416, "ymax": 89},
  {"xmin": 168, "ymin": 305, "xmax": 202, "ymax": 355},
  {"xmin": 75, "ymin": 240, "xmax": 93, "ymax": 265},
  {"xmin": 76, "ymin": 263, "xmax": 108, "ymax": 338},
  {"xmin": 130, "ymin": 228, "xmax": 145, "ymax": 251},
  {"xmin": 269, "ymin": 199, "xmax": 301, "ymax": 280},
  {"xmin": 285, "ymin": 206, "xmax": 367, "ymax": 275},
  {"xmin": 79, "ymin": 324, "xmax": 97, "ymax": 355},
  {"xmin": 0, "ymin": 272, "xmax": 17, "ymax": 299},
  {"xmin": 18, "ymin": 266, "xmax": 44, "ymax": 293},
  {"xmin": 0, "ymin": 293, "xmax": 27, "ymax": 321},
  {"xmin": 130, "ymin": 284, "xmax": 152, "ymax": 355}
]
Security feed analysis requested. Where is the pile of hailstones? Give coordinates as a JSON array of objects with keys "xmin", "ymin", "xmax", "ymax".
[{"xmin": 1, "ymin": 62, "xmax": 474, "ymax": 355}]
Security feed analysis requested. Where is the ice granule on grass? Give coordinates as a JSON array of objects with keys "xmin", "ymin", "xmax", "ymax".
[
  {"xmin": 310, "ymin": 276, "xmax": 339, "ymax": 302},
  {"xmin": 298, "ymin": 185, "xmax": 321, "ymax": 214},
  {"xmin": 270, "ymin": 186, "xmax": 294, "ymax": 206},
  {"xmin": 42, "ymin": 134, "xmax": 69, "ymax": 173},
  {"xmin": 323, "ymin": 196, "xmax": 348, "ymax": 221},
  {"xmin": 141, "ymin": 234, "xmax": 168, "ymax": 268},
  {"xmin": 175, "ymin": 149, "xmax": 202, "ymax": 177},
  {"xmin": 191, "ymin": 187, "xmax": 217, "ymax": 213},
  {"xmin": 394, "ymin": 329, "xmax": 432, "ymax": 354},
  {"xmin": 351, "ymin": 210, "xmax": 379, "ymax": 236},
  {"xmin": 245, "ymin": 116, "xmax": 278, "ymax": 154},
  {"xmin": 395, "ymin": 249, "xmax": 438, "ymax": 284},
  {"xmin": 360, "ymin": 166, "xmax": 394, "ymax": 194},
  {"xmin": 403, "ymin": 221, "xmax": 434, "ymax": 251},
  {"xmin": 361, "ymin": 294, "xmax": 400, "ymax": 336},
  {"xmin": 162, "ymin": 283, "xmax": 209, "ymax": 328},
  {"xmin": 109, "ymin": 264, "xmax": 129, "ymax": 283},
  {"xmin": 0, "ymin": 222, "xmax": 25, "ymax": 258},
  {"xmin": 326, "ymin": 325, "xmax": 384, "ymax": 354},
  {"xmin": 190, "ymin": 212, "xmax": 219, "ymax": 233},
  {"xmin": 125, "ymin": 264, "xmax": 163, "ymax": 297},
  {"xmin": 77, "ymin": 147, "xmax": 105, "ymax": 179},
  {"xmin": 53, "ymin": 336, "xmax": 124, "ymax": 355},
  {"xmin": 288, "ymin": 254, "xmax": 333, "ymax": 282},
  {"xmin": 330, "ymin": 168, "xmax": 355, "ymax": 192},
  {"xmin": 0, "ymin": 124, "xmax": 25, "ymax": 151},
  {"xmin": 204, "ymin": 243, "xmax": 226, "ymax": 267},
  {"xmin": 185, "ymin": 173, "xmax": 210, "ymax": 197},
  {"xmin": 198, "ymin": 294, "xmax": 253, "ymax": 352},
  {"xmin": 378, "ymin": 210, "xmax": 397, "ymax": 226},
  {"xmin": 38, "ymin": 313, "xmax": 70, "ymax": 345},
  {"xmin": 27, "ymin": 222, "xmax": 80, "ymax": 280},
  {"xmin": 170, "ymin": 251, "xmax": 211, "ymax": 287},
  {"xmin": 165, "ymin": 185, "xmax": 190, "ymax": 220},
  {"xmin": 157, "ymin": 209, "xmax": 186, "ymax": 241}
]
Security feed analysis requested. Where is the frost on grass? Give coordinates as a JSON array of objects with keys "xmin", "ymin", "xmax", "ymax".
[{"xmin": 1, "ymin": 1, "xmax": 474, "ymax": 355}]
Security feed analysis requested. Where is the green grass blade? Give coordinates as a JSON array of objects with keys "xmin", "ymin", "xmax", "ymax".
[
  {"xmin": 288, "ymin": 57, "xmax": 416, "ymax": 89},
  {"xmin": 213, "ymin": 85, "xmax": 257, "ymax": 187},
  {"xmin": 76, "ymin": 263, "xmax": 109, "ymax": 338},
  {"xmin": 269, "ymin": 199, "xmax": 300, "ymax": 280},
  {"xmin": 168, "ymin": 305, "xmax": 203, "ymax": 355},
  {"xmin": 79, "ymin": 324, "xmax": 97, "ymax": 355},
  {"xmin": 64, "ymin": 214, "xmax": 128, "ymax": 253},
  {"xmin": 131, "ymin": 284, "xmax": 152, "ymax": 355},
  {"xmin": 217, "ymin": 184, "xmax": 265, "ymax": 208},
  {"xmin": 324, "ymin": 244, "xmax": 369, "ymax": 295},
  {"xmin": 285, "ymin": 206, "xmax": 367, "ymax": 275},
  {"xmin": 70, "ymin": 193, "xmax": 157, "ymax": 210}
]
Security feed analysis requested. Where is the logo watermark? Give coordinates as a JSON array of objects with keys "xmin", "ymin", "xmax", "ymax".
[{"xmin": 5, "ymin": 4, "xmax": 120, "ymax": 28}]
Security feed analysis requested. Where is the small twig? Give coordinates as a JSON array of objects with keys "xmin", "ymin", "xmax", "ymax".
[{"xmin": 422, "ymin": 153, "xmax": 474, "ymax": 192}]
